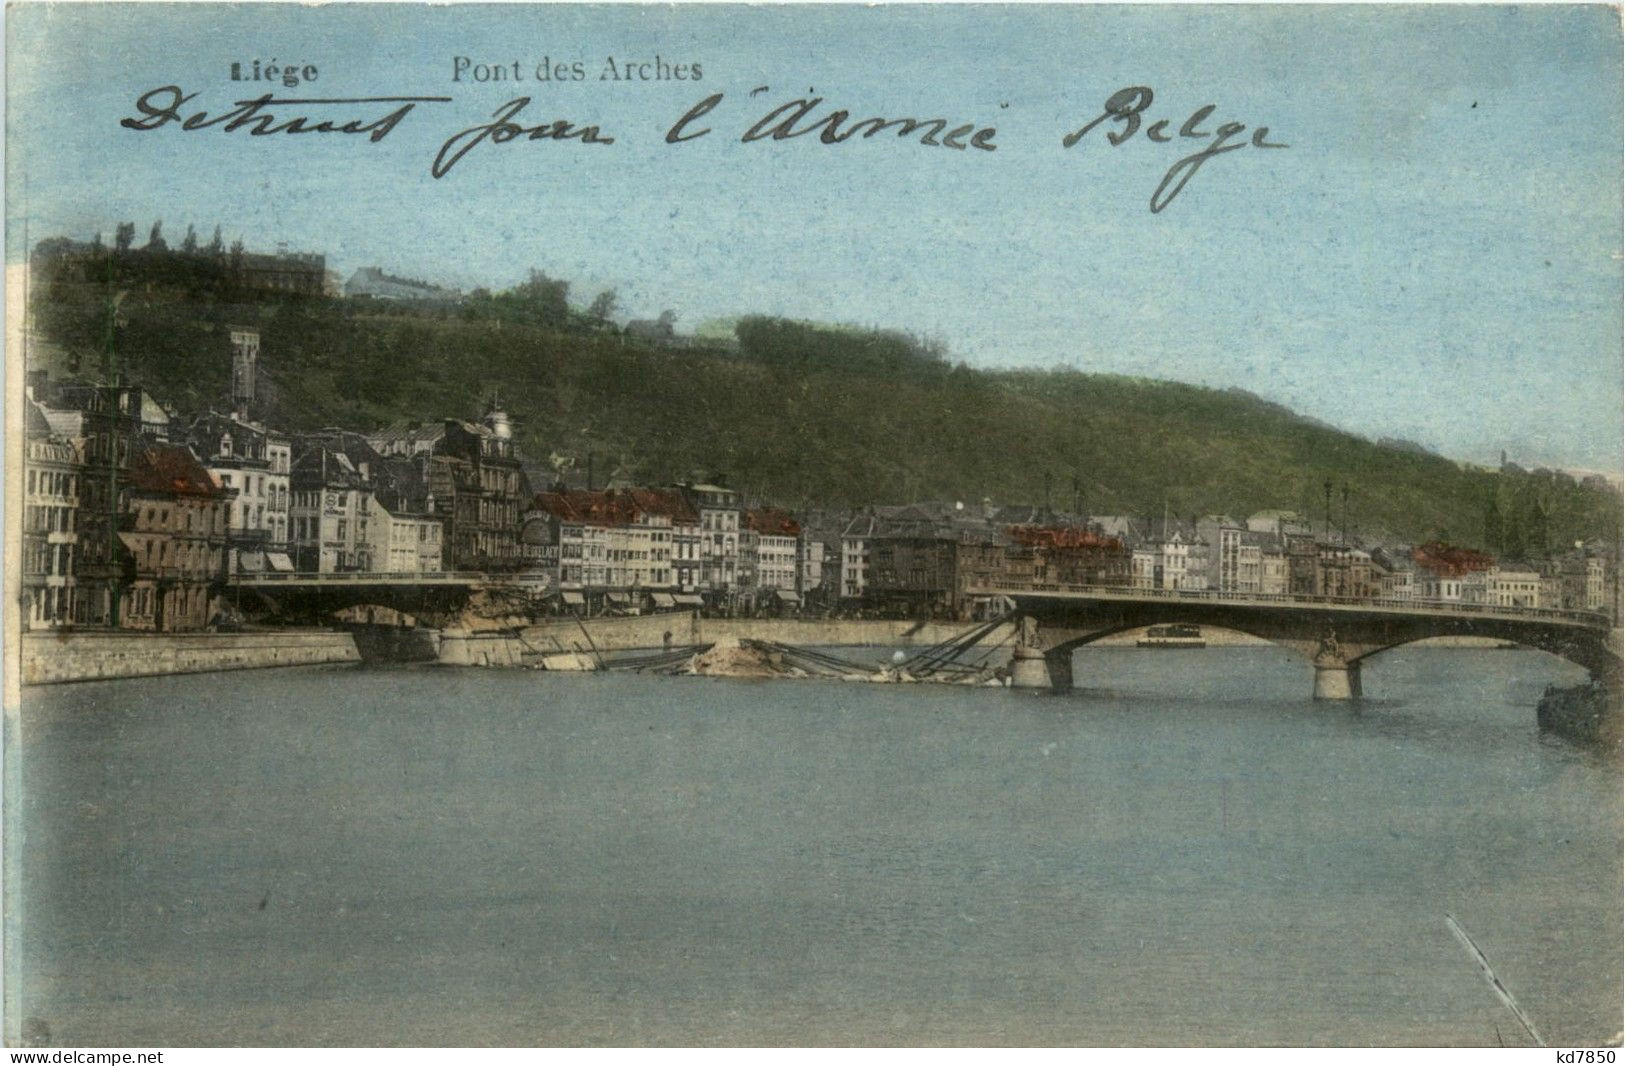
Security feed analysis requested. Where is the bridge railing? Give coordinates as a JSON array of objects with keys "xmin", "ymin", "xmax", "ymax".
[
  {"xmin": 969, "ymin": 581, "xmax": 1612, "ymax": 627},
  {"xmin": 225, "ymin": 570, "xmax": 550, "ymax": 585}
]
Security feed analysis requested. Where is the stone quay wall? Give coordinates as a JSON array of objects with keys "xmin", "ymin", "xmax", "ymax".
[{"xmin": 21, "ymin": 630, "xmax": 360, "ymax": 686}]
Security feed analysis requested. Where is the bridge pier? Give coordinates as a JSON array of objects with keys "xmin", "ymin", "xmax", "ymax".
[
  {"xmin": 1312, "ymin": 659, "xmax": 1362, "ymax": 700},
  {"xmin": 1311, "ymin": 634, "xmax": 1362, "ymax": 700},
  {"xmin": 1009, "ymin": 645, "xmax": 1074, "ymax": 692}
]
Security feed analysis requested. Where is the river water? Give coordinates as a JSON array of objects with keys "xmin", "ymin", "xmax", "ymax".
[{"xmin": 12, "ymin": 646, "xmax": 1621, "ymax": 1046}]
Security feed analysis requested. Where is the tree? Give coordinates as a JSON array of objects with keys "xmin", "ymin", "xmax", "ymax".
[
  {"xmin": 511, "ymin": 269, "xmax": 569, "ymax": 326},
  {"xmin": 146, "ymin": 220, "xmax": 167, "ymax": 251},
  {"xmin": 114, "ymin": 222, "xmax": 135, "ymax": 253},
  {"xmin": 207, "ymin": 224, "xmax": 224, "ymax": 256},
  {"xmin": 588, "ymin": 288, "xmax": 618, "ymax": 324},
  {"xmin": 181, "ymin": 224, "xmax": 198, "ymax": 254}
]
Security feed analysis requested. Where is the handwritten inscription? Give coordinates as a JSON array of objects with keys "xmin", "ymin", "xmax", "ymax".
[
  {"xmin": 667, "ymin": 90, "xmax": 998, "ymax": 151},
  {"xmin": 431, "ymin": 97, "xmax": 615, "ymax": 178},
  {"xmin": 119, "ymin": 86, "xmax": 449, "ymax": 142},
  {"xmin": 116, "ymin": 84, "xmax": 1288, "ymax": 212},
  {"xmin": 1064, "ymin": 87, "xmax": 1288, "ymax": 213}
]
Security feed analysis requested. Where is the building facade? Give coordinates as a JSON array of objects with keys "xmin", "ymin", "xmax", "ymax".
[
  {"xmin": 22, "ymin": 399, "xmax": 81, "ymax": 628},
  {"xmin": 290, "ymin": 443, "xmax": 372, "ymax": 572},
  {"xmin": 114, "ymin": 444, "xmax": 231, "ymax": 631}
]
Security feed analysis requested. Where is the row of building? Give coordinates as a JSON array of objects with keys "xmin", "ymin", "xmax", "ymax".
[
  {"xmin": 19, "ymin": 329, "xmax": 1622, "ymax": 631},
  {"xmin": 815, "ymin": 502, "xmax": 1619, "ymax": 621},
  {"xmin": 20, "ymin": 325, "xmax": 534, "ymax": 631}
]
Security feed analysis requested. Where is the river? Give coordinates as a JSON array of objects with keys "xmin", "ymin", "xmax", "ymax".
[{"xmin": 11, "ymin": 645, "xmax": 1620, "ymax": 1046}]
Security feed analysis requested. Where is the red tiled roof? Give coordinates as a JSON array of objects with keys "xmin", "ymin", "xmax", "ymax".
[
  {"xmin": 1008, "ymin": 525, "xmax": 1123, "ymax": 551},
  {"xmin": 744, "ymin": 508, "xmax": 802, "ymax": 536},
  {"xmin": 1413, "ymin": 540, "xmax": 1495, "ymax": 578},
  {"xmin": 127, "ymin": 444, "xmax": 223, "ymax": 498},
  {"xmin": 530, "ymin": 487, "xmax": 698, "ymax": 527}
]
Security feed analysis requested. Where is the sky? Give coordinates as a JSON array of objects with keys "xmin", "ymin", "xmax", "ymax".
[{"xmin": 6, "ymin": 3, "xmax": 1622, "ymax": 472}]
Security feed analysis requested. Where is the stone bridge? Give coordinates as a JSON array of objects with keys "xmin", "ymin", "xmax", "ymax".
[
  {"xmin": 970, "ymin": 584, "xmax": 1620, "ymax": 698},
  {"xmin": 222, "ymin": 571, "xmax": 550, "ymax": 626}
]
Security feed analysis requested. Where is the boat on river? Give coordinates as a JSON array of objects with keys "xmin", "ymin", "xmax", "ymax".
[{"xmin": 1137, "ymin": 623, "xmax": 1206, "ymax": 648}]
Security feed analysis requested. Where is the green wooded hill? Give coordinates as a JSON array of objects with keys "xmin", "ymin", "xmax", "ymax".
[{"xmin": 27, "ymin": 238, "xmax": 1621, "ymax": 551}]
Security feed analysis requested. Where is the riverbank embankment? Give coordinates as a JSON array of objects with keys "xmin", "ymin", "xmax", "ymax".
[
  {"xmin": 20, "ymin": 629, "xmax": 360, "ymax": 685},
  {"xmin": 1537, "ymin": 680, "xmax": 1624, "ymax": 754}
]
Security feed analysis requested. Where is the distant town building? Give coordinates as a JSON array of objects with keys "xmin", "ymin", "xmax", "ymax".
[
  {"xmin": 344, "ymin": 267, "xmax": 463, "ymax": 306},
  {"xmin": 235, "ymin": 248, "xmax": 325, "ymax": 296}
]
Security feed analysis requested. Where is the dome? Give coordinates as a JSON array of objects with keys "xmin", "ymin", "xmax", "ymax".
[{"xmin": 483, "ymin": 398, "xmax": 513, "ymax": 441}]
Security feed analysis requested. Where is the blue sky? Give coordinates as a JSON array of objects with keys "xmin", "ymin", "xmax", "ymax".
[{"xmin": 7, "ymin": 3, "xmax": 1621, "ymax": 471}]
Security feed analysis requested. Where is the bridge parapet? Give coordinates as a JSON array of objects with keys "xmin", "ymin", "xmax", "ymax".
[
  {"xmin": 970, "ymin": 582, "xmax": 1612, "ymax": 630},
  {"xmin": 226, "ymin": 571, "xmax": 551, "ymax": 587},
  {"xmin": 983, "ymin": 585, "xmax": 1619, "ymax": 700}
]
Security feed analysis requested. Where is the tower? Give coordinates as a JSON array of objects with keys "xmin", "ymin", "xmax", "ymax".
[
  {"xmin": 229, "ymin": 326, "xmax": 259, "ymax": 418},
  {"xmin": 483, "ymin": 395, "xmax": 512, "ymax": 441}
]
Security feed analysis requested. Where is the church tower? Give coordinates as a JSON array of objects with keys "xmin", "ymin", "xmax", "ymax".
[{"xmin": 229, "ymin": 325, "xmax": 259, "ymax": 418}]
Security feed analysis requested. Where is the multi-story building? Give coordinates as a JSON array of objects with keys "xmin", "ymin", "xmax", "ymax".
[
  {"xmin": 115, "ymin": 444, "xmax": 232, "ymax": 631},
  {"xmin": 1314, "ymin": 543, "xmax": 1379, "ymax": 599},
  {"xmin": 365, "ymin": 495, "xmax": 444, "ymax": 572},
  {"xmin": 798, "ymin": 535, "xmax": 827, "ymax": 603},
  {"xmin": 367, "ymin": 402, "xmax": 530, "ymax": 571},
  {"xmin": 265, "ymin": 432, "xmax": 292, "ymax": 556},
  {"xmin": 1557, "ymin": 542, "xmax": 1619, "ymax": 617},
  {"xmin": 1413, "ymin": 542, "xmax": 1495, "ymax": 604},
  {"xmin": 857, "ymin": 508, "xmax": 1006, "ymax": 619},
  {"xmin": 184, "ymin": 410, "xmax": 285, "ymax": 573},
  {"xmin": 290, "ymin": 442, "xmax": 372, "ymax": 572},
  {"xmin": 1130, "ymin": 546, "xmax": 1156, "ymax": 589},
  {"xmin": 1373, "ymin": 548, "xmax": 1416, "ymax": 599},
  {"xmin": 31, "ymin": 378, "xmax": 173, "ymax": 626},
  {"xmin": 1143, "ymin": 518, "xmax": 1209, "ymax": 591},
  {"xmin": 1258, "ymin": 536, "xmax": 1290, "ymax": 595},
  {"xmin": 1485, "ymin": 566, "xmax": 1545, "ymax": 609},
  {"xmin": 672, "ymin": 518, "xmax": 703, "ymax": 592},
  {"xmin": 525, "ymin": 488, "xmax": 699, "ymax": 612},
  {"xmin": 1196, "ymin": 515, "xmax": 1265, "ymax": 593},
  {"xmin": 22, "ymin": 398, "xmax": 81, "ymax": 628},
  {"xmin": 840, "ymin": 513, "xmax": 880, "ymax": 600},
  {"xmin": 742, "ymin": 508, "xmax": 803, "ymax": 609},
  {"xmin": 1005, "ymin": 524, "xmax": 1131, "ymax": 588},
  {"xmin": 235, "ymin": 248, "xmax": 326, "ymax": 295},
  {"xmin": 677, "ymin": 483, "xmax": 742, "ymax": 599}
]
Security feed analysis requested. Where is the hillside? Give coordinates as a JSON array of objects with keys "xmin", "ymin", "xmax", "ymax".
[{"xmin": 25, "ymin": 239, "xmax": 1621, "ymax": 550}]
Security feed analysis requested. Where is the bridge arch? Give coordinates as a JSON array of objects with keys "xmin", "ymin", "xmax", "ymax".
[
  {"xmin": 1036, "ymin": 619, "xmax": 1327, "ymax": 667},
  {"xmin": 1348, "ymin": 633, "xmax": 1607, "ymax": 677},
  {"xmin": 1004, "ymin": 594, "xmax": 1618, "ymax": 700}
]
